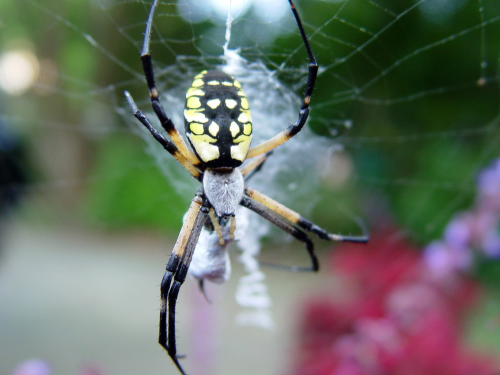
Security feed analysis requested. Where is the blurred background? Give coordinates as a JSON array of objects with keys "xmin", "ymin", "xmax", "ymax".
[{"xmin": 1, "ymin": 0, "xmax": 500, "ymax": 374}]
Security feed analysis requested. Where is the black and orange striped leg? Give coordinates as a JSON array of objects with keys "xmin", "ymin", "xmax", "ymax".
[
  {"xmin": 244, "ymin": 187, "xmax": 369, "ymax": 244},
  {"xmin": 240, "ymin": 196, "xmax": 319, "ymax": 271},
  {"xmin": 139, "ymin": 0, "xmax": 200, "ymax": 167},
  {"xmin": 247, "ymin": 0, "xmax": 318, "ymax": 159},
  {"xmin": 159, "ymin": 194, "xmax": 208, "ymax": 375},
  {"xmin": 125, "ymin": 92, "xmax": 202, "ymax": 180}
]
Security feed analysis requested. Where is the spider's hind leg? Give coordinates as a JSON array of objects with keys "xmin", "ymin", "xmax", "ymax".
[
  {"xmin": 159, "ymin": 194, "xmax": 208, "ymax": 375},
  {"xmin": 240, "ymin": 196, "xmax": 319, "ymax": 272},
  {"xmin": 245, "ymin": 187, "xmax": 368, "ymax": 244}
]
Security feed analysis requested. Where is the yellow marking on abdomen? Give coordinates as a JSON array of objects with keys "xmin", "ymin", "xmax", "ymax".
[
  {"xmin": 230, "ymin": 121, "xmax": 240, "ymax": 138},
  {"xmin": 184, "ymin": 109, "xmax": 209, "ymax": 123},
  {"xmin": 238, "ymin": 110, "xmax": 251, "ymax": 124},
  {"xmin": 186, "ymin": 87, "xmax": 204, "ymax": 98},
  {"xmin": 194, "ymin": 71, "xmax": 207, "ymax": 79},
  {"xmin": 233, "ymin": 134, "xmax": 250, "ymax": 144},
  {"xmin": 243, "ymin": 123, "xmax": 252, "ymax": 135},
  {"xmin": 222, "ymin": 81, "xmax": 233, "ymax": 86},
  {"xmin": 231, "ymin": 135, "xmax": 252, "ymax": 161},
  {"xmin": 189, "ymin": 133, "xmax": 216, "ymax": 143},
  {"xmin": 207, "ymin": 99, "xmax": 221, "ymax": 109},
  {"xmin": 209, "ymin": 122, "xmax": 220, "ymax": 137},
  {"xmin": 191, "ymin": 79, "xmax": 204, "ymax": 87},
  {"xmin": 188, "ymin": 133, "xmax": 220, "ymax": 162},
  {"xmin": 208, "ymin": 80, "xmax": 220, "ymax": 85},
  {"xmin": 186, "ymin": 96, "xmax": 201, "ymax": 108},
  {"xmin": 225, "ymin": 99, "xmax": 237, "ymax": 109},
  {"xmin": 240, "ymin": 97, "xmax": 249, "ymax": 109},
  {"xmin": 189, "ymin": 123, "xmax": 204, "ymax": 135}
]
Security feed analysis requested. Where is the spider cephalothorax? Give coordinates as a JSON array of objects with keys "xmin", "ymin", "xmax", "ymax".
[{"xmin": 124, "ymin": 1, "xmax": 367, "ymax": 374}]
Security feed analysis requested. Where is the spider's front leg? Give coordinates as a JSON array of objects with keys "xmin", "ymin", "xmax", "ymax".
[
  {"xmin": 125, "ymin": 91, "xmax": 201, "ymax": 180},
  {"xmin": 139, "ymin": 0, "xmax": 200, "ymax": 167},
  {"xmin": 159, "ymin": 194, "xmax": 208, "ymax": 375},
  {"xmin": 246, "ymin": 0, "xmax": 318, "ymax": 159}
]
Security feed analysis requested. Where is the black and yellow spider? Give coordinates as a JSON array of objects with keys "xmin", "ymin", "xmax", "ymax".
[{"xmin": 125, "ymin": 0, "xmax": 367, "ymax": 374}]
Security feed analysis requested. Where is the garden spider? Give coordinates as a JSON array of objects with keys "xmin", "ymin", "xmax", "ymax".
[{"xmin": 125, "ymin": 0, "xmax": 368, "ymax": 374}]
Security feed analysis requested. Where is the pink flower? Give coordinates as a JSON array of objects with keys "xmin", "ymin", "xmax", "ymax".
[
  {"xmin": 291, "ymin": 230, "xmax": 498, "ymax": 375},
  {"xmin": 292, "ymin": 160, "xmax": 500, "ymax": 375}
]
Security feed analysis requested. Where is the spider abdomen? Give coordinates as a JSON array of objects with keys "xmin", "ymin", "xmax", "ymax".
[{"xmin": 184, "ymin": 70, "xmax": 252, "ymax": 168}]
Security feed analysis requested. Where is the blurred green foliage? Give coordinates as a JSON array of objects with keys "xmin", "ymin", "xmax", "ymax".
[{"xmin": 83, "ymin": 134, "xmax": 188, "ymax": 235}]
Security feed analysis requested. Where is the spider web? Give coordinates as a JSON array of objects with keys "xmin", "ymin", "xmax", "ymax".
[
  {"xmin": 2, "ymin": 0, "xmax": 500, "ymax": 373},
  {"xmin": 7, "ymin": 0, "xmax": 498, "ymax": 233}
]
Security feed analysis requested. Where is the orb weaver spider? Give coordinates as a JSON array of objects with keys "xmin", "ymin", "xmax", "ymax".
[{"xmin": 124, "ymin": 0, "xmax": 368, "ymax": 373}]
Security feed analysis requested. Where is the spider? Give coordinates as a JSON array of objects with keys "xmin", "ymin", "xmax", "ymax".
[{"xmin": 124, "ymin": 0, "xmax": 368, "ymax": 373}]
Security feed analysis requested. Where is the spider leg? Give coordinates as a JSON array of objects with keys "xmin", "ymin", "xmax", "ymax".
[
  {"xmin": 159, "ymin": 194, "xmax": 208, "ymax": 375},
  {"xmin": 247, "ymin": 0, "xmax": 318, "ymax": 159},
  {"xmin": 240, "ymin": 151, "xmax": 273, "ymax": 180},
  {"xmin": 208, "ymin": 207, "xmax": 225, "ymax": 245},
  {"xmin": 240, "ymin": 196, "xmax": 318, "ymax": 271},
  {"xmin": 140, "ymin": 0, "xmax": 200, "ymax": 167},
  {"xmin": 125, "ymin": 91, "xmax": 201, "ymax": 180},
  {"xmin": 245, "ymin": 187, "xmax": 369, "ymax": 243}
]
